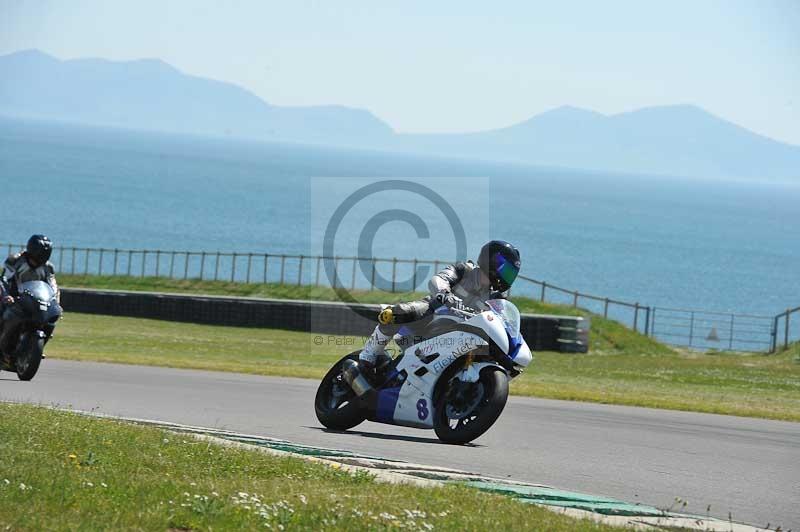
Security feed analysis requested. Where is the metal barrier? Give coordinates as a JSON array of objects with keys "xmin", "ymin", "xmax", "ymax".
[{"xmin": 3, "ymin": 242, "xmax": 795, "ymax": 352}]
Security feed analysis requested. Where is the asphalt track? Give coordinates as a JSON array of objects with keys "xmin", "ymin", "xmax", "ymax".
[{"xmin": 2, "ymin": 359, "xmax": 798, "ymax": 529}]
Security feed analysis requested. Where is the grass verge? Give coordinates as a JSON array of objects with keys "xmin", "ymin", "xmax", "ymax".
[
  {"xmin": 49, "ymin": 312, "xmax": 800, "ymax": 421},
  {"xmin": 59, "ymin": 275, "xmax": 671, "ymax": 356},
  {"xmin": 0, "ymin": 402, "xmax": 614, "ymax": 531}
]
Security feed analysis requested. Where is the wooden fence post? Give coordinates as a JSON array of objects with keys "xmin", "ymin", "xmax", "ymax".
[
  {"xmin": 728, "ymin": 314, "xmax": 735, "ymax": 350},
  {"xmin": 391, "ymin": 258, "xmax": 397, "ymax": 293},
  {"xmin": 785, "ymin": 309, "xmax": 791, "ymax": 350},
  {"xmin": 298, "ymin": 256, "xmax": 304, "ymax": 286}
]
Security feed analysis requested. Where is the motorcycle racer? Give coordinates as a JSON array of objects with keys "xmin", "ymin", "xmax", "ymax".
[
  {"xmin": 358, "ymin": 240, "xmax": 521, "ymax": 377},
  {"xmin": 0, "ymin": 235, "xmax": 59, "ymax": 355}
]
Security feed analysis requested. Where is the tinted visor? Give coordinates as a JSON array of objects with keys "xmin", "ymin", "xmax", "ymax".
[{"xmin": 494, "ymin": 253, "xmax": 519, "ymax": 289}]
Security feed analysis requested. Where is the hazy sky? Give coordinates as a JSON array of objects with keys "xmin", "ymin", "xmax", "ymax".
[{"xmin": 2, "ymin": 1, "xmax": 799, "ymax": 144}]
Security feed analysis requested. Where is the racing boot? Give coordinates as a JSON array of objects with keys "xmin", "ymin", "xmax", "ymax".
[
  {"xmin": 342, "ymin": 324, "xmax": 392, "ymax": 398},
  {"xmin": 359, "ymin": 324, "xmax": 392, "ymax": 373}
]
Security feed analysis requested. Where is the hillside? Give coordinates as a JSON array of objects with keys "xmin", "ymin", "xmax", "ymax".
[
  {"xmin": 0, "ymin": 49, "xmax": 393, "ymax": 146},
  {"xmin": 2, "ymin": 49, "xmax": 799, "ymax": 180}
]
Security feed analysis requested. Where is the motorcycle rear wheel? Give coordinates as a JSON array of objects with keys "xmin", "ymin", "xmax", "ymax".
[
  {"xmin": 433, "ymin": 366, "xmax": 508, "ymax": 444},
  {"xmin": 314, "ymin": 352, "xmax": 366, "ymax": 431},
  {"xmin": 16, "ymin": 334, "xmax": 44, "ymax": 381}
]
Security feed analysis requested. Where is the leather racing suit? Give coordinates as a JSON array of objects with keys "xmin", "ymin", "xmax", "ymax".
[
  {"xmin": 359, "ymin": 260, "xmax": 507, "ymax": 367},
  {"xmin": 0, "ymin": 252, "xmax": 60, "ymax": 354}
]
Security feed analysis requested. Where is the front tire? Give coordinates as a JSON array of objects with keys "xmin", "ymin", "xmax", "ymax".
[
  {"xmin": 433, "ymin": 366, "xmax": 509, "ymax": 444},
  {"xmin": 16, "ymin": 334, "xmax": 44, "ymax": 381},
  {"xmin": 314, "ymin": 352, "xmax": 366, "ymax": 431}
]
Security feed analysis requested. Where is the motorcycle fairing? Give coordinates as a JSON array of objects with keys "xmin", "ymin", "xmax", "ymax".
[{"xmin": 385, "ymin": 327, "xmax": 499, "ymax": 429}]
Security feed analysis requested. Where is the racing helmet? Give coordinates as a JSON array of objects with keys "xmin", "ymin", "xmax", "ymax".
[
  {"xmin": 478, "ymin": 240, "xmax": 521, "ymax": 292},
  {"xmin": 26, "ymin": 234, "xmax": 53, "ymax": 267}
]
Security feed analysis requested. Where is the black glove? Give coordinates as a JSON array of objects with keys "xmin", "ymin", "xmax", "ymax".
[{"xmin": 435, "ymin": 291, "xmax": 465, "ymax": 310}]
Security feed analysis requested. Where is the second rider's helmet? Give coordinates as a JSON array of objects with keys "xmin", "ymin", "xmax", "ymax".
[
  {"xmin": 26, "ymin": 234, "xmax": 53, "ymax": 267},
  {"xmin": 478, "ymin": 240, "xmax": 521, "ymax": 292}
]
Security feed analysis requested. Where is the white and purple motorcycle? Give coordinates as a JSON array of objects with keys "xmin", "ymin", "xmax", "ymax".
[{"xmin": 314, "ymin": 299, "xmax": 533, "ymax": 444}]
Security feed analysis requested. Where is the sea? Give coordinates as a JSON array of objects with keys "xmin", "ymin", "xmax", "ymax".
[{"xmin": 1, "ymin": 117, "xmax": 798, "ymax": 317}]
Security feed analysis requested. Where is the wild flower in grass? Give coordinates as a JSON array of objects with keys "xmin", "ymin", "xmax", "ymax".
[
  {"xmin": 18, "ymin": 483, "xmax": 30, "ymax": 491},
  {"xmin": 379, "ymin": 512, "xmax": 398, "ymax": 520},
  {"xmin": 2, "ymin": 479, "xmax": 9, "ymax": 485},
  {"xmin": 422, "ymin": 522, "xmax": 434, "ymax": 530},
  {"xmin": 68, "ymin": 453, "xmax": 77, "ymax": 459},
  {"xmin": 297, "ymin": 494, "xmax": 307, "ymax": 505},
  {"xmin": 101, "ymin": 482, "xmax": 108, "ymax": 488}
]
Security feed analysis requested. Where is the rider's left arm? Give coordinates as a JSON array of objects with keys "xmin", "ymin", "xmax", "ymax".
[
  {"xmin": 428, "ymin": 261, "xmax": 469, "ymax": 296},
  {"xmin": 46, "ymin": 263, "xmax": 60, "ymax": 304}
]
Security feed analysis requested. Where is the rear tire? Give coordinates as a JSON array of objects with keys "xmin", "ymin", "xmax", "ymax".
[
  {"xmin": 433, "ymin": 366, "xmax": 508, "ymax": 444},
  {"xmin": 314, "ymin": 352, "xmax": 366, "ymax": 431},
  {"xmin": 16, "ymin": 334, "xmax": 44, "ymax": 381}
]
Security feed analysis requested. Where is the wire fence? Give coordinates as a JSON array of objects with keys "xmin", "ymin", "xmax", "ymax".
[
  {"xmin": 771, "ymin": 306, "xmax": 800, "ymax": 353},
  {"xmin": 4, "ymin": 242, "xmax": 794, "ymax": 353},
  {"xmin": 648, "ymin": 307, "xmax": 774, "ymax": 352}
]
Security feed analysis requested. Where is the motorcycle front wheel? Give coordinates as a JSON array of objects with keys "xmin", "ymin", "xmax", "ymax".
[
  {"xmin": 433, "ymin": 366, "xmax": 508, "ymax": 444},
  {"xmin": 16, "ymin": 333, "xmax": 44, "ymax": 381},
  {"xmin": 314, "ymin": 352, "xmax": 366, "ymax": 431}
]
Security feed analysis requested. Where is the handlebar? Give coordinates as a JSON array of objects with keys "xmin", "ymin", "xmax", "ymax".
[{"xmin": 447, "ymin": 305, "xmax": 479, "ymax": 318}]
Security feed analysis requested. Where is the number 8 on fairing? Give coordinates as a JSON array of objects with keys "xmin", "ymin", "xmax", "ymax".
[{"xmin": 416, "ymin": 398, "xmax": 429, "ymax": 420}]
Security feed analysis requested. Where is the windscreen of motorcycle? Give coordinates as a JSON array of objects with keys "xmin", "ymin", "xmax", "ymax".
[
  {"xmin": 486, "ymin": 299, "xmax": 521, "ymax": 338},
  {"xmin": 20, "ymin": 281, "xmax": 55, "ymax": 308}
]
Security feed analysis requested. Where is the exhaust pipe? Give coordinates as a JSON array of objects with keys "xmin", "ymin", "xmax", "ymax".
[{"xmin": 341, "ymin": 359, "xmax": 374, "ymax": 397}]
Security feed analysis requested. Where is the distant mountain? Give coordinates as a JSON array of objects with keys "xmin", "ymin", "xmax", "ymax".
[
  {"xmin": 394, "ymin": 105, "xmax": 800, "ymax": 180},
  {"xmin": 1, "ymin": 49, "xmax": 798, "ymax": 180},
  {"xmin": 0, "ymin": 49, "xmax": 394, "ymax": 145}
]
